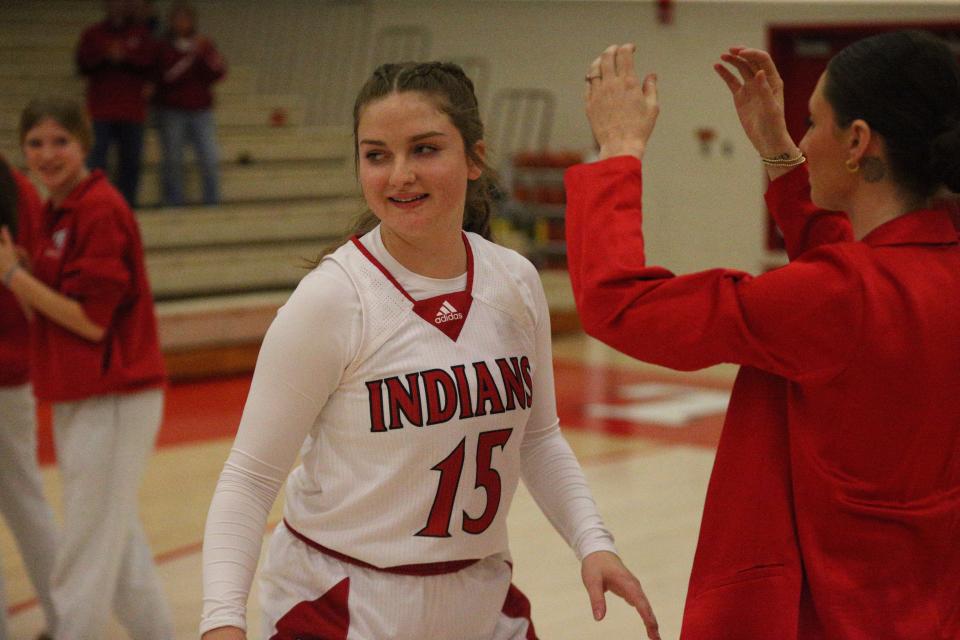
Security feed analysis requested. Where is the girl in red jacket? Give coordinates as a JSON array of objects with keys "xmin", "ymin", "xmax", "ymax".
[
  {"xmin": 0, "ymin": 98, "xmax": 173, "ymax": 640},
  {"xmin": 568, "ymin": 32, "xmax": 960, "ymax": 639}
]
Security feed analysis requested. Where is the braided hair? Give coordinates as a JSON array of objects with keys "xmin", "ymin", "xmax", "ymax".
[{"xmin": 316, "ymin": 61, "xmax": 497, "ymax": 262}]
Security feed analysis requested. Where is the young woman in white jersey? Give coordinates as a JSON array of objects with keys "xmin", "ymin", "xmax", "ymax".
[{"xmin": 200, "ymin": 61, "xmax": 660, "ymax": 640}]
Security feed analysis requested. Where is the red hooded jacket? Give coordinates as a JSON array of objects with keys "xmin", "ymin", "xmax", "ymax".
[{"xmin": 29, "ymin": 170, "xmax": 165, "ymax": 401}]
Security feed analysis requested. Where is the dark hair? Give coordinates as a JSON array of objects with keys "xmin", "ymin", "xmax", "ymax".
[
  {"xmin": 19, "ymin": 97, "xmax": 93, "ymax": 153},
  {"xmin": 315, "ymin": 61, "xmax": 497, "ymax": 262},
  {"xmin": 825, "ymin": 30, "xmax": 960, "ymax": 198},
  {"xmin": 0, "ymin": 157, "xmax": 19, "ymax": 238}
]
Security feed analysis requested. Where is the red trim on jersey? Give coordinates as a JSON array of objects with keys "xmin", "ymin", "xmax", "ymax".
[
  {"xmin": 350, "ymin": 232, "xmax": 475, "ymax": 341},
  {"xmin": 270, "ymin": 576, "xmax": 350, "ymax": 640},
  {"xmin": 502, "ymin": 583, "xmax": 540, "ymax": 639},
  {"xmin": 283, "ymin": 519, "xmax": 479, "ymax": 576}
]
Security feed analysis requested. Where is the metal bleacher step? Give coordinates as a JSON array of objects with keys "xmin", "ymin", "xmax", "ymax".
[
  {"xmin": 137, "ymin": 196, "xmax": 359, "ymax": 249},
  {"xmin": 0, "ymin": 63, "xmax": 257, "ymax": 99},
  {"xmin": 139, "ymin": 127, "xmax": 353, "ymax": 166},
  {"xmin": 0, "ymin": 0, "xmax": 100, "ymax": 25},
  {"xmin": 143, "ymin": 195, "xmax": 358, "ymax": 299},
  {"xmin": 0, "ymin": 22, "xmax": 86, "ymax": 48},
  {"xmin": 0, "ymin": 46, "xmax": 74, "ymax": 66},
  {"xmin": 138, "ymin": 161, "xmax": 358, "ymax": 206},
  {"xmin": 0, "ymin": 122, "xmax": 351, "ymax": 170},
  {"xmin": 147, "ymin": 239, "xmax": 326, "ymax": 299},
  {"xmin": 156, "ymin": 289, "xmax": 291, "ymax": 351}
]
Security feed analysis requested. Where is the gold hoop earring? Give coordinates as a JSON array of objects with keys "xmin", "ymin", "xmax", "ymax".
[{"xmin": 845, "ymin": 159, "xmax": 860, "ymax": 173}]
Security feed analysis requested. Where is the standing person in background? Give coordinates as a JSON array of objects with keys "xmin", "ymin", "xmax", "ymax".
[
  {"xmin": 567, "ymin": 32, "xmax": 960, "ymax": 639},
  {"xmin": 156, "ymin": 1, "xmax": 226, "ymax": 207},
  {"xmin": 200, "ymin": 61, "xmax": 660, "ymax": 640},
  {"xmin": 76, "ymin": 0, "xmax": 159, "ymax": 207},
  {"xmin": 0, "ymin": 98, "xmax": 173, "ymax": 640},
  {"xmin": 0, "ymin": 157, "xmax": 58, "ymax": 640}
]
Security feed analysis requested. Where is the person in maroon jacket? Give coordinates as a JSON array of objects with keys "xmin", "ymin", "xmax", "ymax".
[
  {"xmin": 567, "ymin": 32, "xmax": 960, "ymax": 639},
  {"xmin": 156, "ymin": 1, "xmax": 226, "ymax": 206},
  {"xmin": 0, "ymin": 157, "xmax": 58, "ymax": 640},
  {"xmin": 75, "ymin": 0, "xmax": 159, "ymax": 208},
  {"xmin": 0, "ymin": 98, "xmax": 173, "ymax": 640}
]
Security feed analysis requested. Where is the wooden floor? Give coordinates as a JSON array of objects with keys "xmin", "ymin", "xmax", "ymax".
[{"xmin": 1, "ymin": 333, "xmax": 738, "ymax": 640}]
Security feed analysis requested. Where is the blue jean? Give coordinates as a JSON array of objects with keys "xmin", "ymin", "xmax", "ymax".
[
  {"xmin": 157, "ymin": 108, "xmax": 221, "ymax": 206},
  {"xmin": 88, "ymin": 119, "xmax": 144, "ymax": 207}
]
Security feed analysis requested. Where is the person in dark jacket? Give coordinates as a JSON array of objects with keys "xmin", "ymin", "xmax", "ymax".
[
  {"xmin": 156, "ymin": 1, "xmax": 226, "ymax": 206},
  {"xmin": 75, "ymin": 0, "xmax": 159, "ymax": 207}
]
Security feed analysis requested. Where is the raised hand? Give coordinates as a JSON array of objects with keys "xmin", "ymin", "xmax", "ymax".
[
  {"xmin": 581, "ymin": 550, "xmax": 661, "ymax": 639},
  {"xmin": 714, "ymin": 47, "xmax": 799, "ymax": 160},
  {"xmin": 585, "ymin": 44, "xmax": 659, "ymax": 161}
]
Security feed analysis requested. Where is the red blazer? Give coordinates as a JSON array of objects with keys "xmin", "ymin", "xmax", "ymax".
[
  {"xmin": 76, "ymin": 19, "xmax": 159, "ymax": 122},
  {"xmin": 30, "ymin": 170, "xmax": 165, "ymax": 402},
  {"xmin": 565, "ymin": 157, "xmax": 960, "ymax": 639},
  {"xmin": 0, "ymin": 168, "xmax": 42, "ymax": 387},
  {"xmin": 155, "ymin": 37, "xmax": 226, "ymax": 111}
]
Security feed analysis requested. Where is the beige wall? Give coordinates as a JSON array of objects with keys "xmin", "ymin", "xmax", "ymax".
[{"xmin": 201, "ymin": 0, "xmax": 959, "ymax": 274}]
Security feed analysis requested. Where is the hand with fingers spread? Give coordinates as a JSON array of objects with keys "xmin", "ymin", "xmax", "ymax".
[
  {"xmin": 581, "ymin": 550, "xmax": 661, "ymax": 639},
  {"xmin": 713, "ymin": 47, "xmax": 799, "ymax": 162},
  {"xmin": 585, "ymin": 43, "xmax": 659, "ymax": 161}
]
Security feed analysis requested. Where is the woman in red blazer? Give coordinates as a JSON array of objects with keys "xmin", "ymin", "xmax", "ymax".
[
  {"xmin": 0, "ymin": 98, "xmax": 172, "ymax": 640},
  {"xmin": 566, "ymin": 31, "xmax": 960, "ymax": 639}
]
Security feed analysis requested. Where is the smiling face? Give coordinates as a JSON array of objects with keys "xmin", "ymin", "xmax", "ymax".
[
  {"xmin": 799, "ymin": 73, "xmax": 856, "ymax": 211},
  {"xmin": 23, "ymin": 118, "xmax": 89, "ymax": 204},
  {"xmin": 357, "ymin": 91, "xmax": 483, "ymax": 249}
]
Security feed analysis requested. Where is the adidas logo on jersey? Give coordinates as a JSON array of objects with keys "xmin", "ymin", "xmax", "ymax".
[{"xmin": 434, "ymin": 300, "xmax": 463, "ymax": 324}]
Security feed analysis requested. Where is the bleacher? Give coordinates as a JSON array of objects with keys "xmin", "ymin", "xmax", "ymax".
[
  {"xmin": 1, "ymin": 1, "xmax": 361, "ymax": 378},
  {"xmin": 2, "ymin": 1, "xmax": 582, "ymax": 379}
]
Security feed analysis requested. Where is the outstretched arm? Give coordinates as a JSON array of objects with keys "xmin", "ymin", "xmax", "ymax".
[{"xmin": 517, "ymin": 261, "xmax": 660, "ymax": 638}]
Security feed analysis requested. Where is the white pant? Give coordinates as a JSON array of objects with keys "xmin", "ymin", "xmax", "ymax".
[
  {"xmin": 259, "ymin": 523, "xmax": 537, "ymax": 640},
  {"xmin": 0, "ymin": 384, "xmax": 59, "ymax": 640},
  {"xmin": 51, "ymin": 388, "xmax": 173, "ymax": 640}
]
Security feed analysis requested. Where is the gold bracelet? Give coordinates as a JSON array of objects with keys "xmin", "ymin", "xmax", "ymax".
[
  {"xmin": 761, "ymin": 152, "xmax": 806, "ymax": 167},
  {"xmin": 2, "ymin": 263, "xmax": 21, "ymax": 287}
]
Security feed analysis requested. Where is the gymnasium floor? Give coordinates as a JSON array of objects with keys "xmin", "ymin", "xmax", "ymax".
[{"xmin": 2, "ymin": 333, "xmax": 738, "ymax": 640}]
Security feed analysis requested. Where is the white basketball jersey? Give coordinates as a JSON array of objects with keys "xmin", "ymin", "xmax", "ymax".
[{"xmin": 283, "ymin": 230, "xmax": 543, "ymax": 568}]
